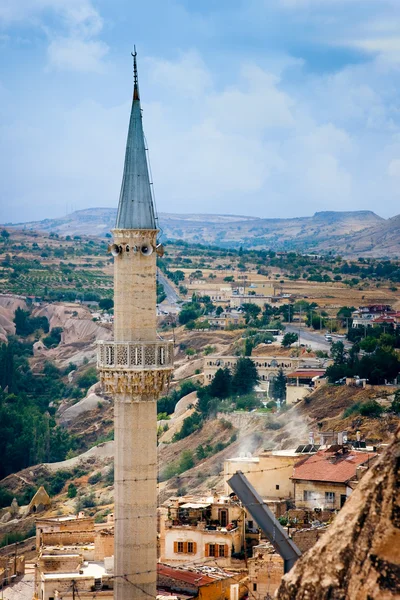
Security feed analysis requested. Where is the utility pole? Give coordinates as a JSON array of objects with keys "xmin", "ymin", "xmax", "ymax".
[{"xmin": 298, "ymin": 306, "xmax": 302, "ymax": 347}]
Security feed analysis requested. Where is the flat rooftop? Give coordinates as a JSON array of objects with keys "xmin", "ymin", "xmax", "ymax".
[{"xmin": 43, "ymin": 561, "xmax": 108, "ymax": 580}]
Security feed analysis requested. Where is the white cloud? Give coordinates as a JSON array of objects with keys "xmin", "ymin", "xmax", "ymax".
[
  {"xmin": 0, "ymin": 0, "xmax": 108, "ymax": 72},
  {"xmin": 388, "ymin": 158, "xmax": 400, "ymax": 177},
  {"xmin": 47, "ymin": 37, "xmax": 108, "ymax": 72},
  {"xmin": 342, "ymin": 36, "xmax": 400, "ymax": 67},
  {"xmin": 2, "ymin": 46, "xmax": 400, "ymax": 222},
  {"xmin": 146, "ymin": 51, "xmax": 212, "ymax": 99}
]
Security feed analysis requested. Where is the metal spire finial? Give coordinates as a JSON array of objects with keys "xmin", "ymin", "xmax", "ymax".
[{"xmin": 131, "ymin": 46, "xmax": 139, "ymax": 100}]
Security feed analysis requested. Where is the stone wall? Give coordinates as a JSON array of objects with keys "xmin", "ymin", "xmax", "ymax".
[
  {"xmin": 42, "ymin": 530, "xmax": 95, "ymax": 546},
  {"xmin": 291, "ymin": 526, "xmax": 329, "ymax": 553},
  {"xmin": 94, "ymin": 530, "xmax": 114, "ymax": 561},
  {"xmin": 248, "ymin": 545, "xmax": 284, "ymax": 600}
]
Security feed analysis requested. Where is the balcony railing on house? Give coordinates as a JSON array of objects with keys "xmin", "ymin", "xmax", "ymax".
[{"xmin": 97, "ymin": 340, "xmax": 174, "ymax": 371}]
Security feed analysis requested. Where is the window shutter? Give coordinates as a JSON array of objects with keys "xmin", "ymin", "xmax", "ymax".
[
  {"xmin": 193, "ymin": 542, "xmax": 197, "ymax": 554},
  {"xmin": 183, "ymin": 542, "xmax": 188, "ymax": 554},
  {"xmin": 174, "ymin": 542, "xmax": 178, "ymax": 554},
  {"xmin": 205, "ymin": 544, "xmax": 209, "ymax": 557},
  {"xmin": 224, "ymin": 544, "xmax": 229, "ymax": 558}
]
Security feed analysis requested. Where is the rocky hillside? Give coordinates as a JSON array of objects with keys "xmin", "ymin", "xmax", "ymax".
[
  {"xmin": 321, "ymin": 213, "xmax": 400, "ymax": 258},
  {"xmin": 277, "ymin": 426, "xmax": 400, "ymax": 600},
  {"xmin": 9, "ymin": 208, "xmax": 390, "ymax": 255}
]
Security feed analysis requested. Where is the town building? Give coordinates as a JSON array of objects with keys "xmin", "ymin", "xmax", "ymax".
[
  {"xmin": 204, "ymin": 355, "xmax": 325, "ymax": 391},
  {"xmin": 207, "ymin": 310, "xmax": 246, "ymax": 329},
  {"xmin": 159, "ymin": 494, "xmax": 245, "ymax": 567},
  {"xmin": 33, "ymin": 514, "xmax": 115, "ymax": 600},
  {"xmin": 247, "ymin": 542, "xmax": 284, "ymax": 600},
  {"xmin": 223, "ymin": 448, "xmax": 318, "ymax": 503},
  {"xmin": 292, "ymin": 447, "xmax": 377, "ymax": 510},
  {"xmin": 285, "ymin": 368, "xmax": 326, "ymax": 404},
  {"xmin": 351, "ymin": 304, "xmax": 400, "ymax": 329},
  {"xmin": 35, "ymin": 514, "xmax": 95, "ymax": 550},
  {"xmin": 97, "ymin": 52, "xmax": 174, "ymax": 600},
  {"xmin": 157, "ymin": 563, "xmax": 245, "ymax": 600}
]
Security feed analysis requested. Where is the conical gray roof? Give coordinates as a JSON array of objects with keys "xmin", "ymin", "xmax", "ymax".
[{"xmin": 115, "ymin": 54, "xmax": 156, "ymax": 230}]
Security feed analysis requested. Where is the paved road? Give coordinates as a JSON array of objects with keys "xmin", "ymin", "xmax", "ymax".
[
  {"xmin": 157, "ymin": 270, "xmax": 180, "ymax": 315},
  {"xmin": 285, "ymin": 324, "xmax": 333, "ymax": 351}
]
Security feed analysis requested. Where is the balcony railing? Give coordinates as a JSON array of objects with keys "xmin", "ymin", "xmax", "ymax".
[{"xmin": 97, "ymin": 340, "xmax": 174, "ymax": 371}]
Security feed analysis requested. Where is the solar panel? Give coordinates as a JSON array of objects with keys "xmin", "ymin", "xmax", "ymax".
[{"xmin": 295, "ymin": 445, "xmax": 306, "ymax": 453}]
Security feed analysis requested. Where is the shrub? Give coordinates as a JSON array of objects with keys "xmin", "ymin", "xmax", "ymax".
[
  {"xmin": 265, "ymin": 420, "xmax": 282, "ymax": 430},
  {"xmin": 43, "ymin": 327, "xmax": 63, "ymax": 348},
  {"xmin": 219, "ymin": 418, "xmax": 233, "ymax": 430},
  {"xmin": 359, "ymin": 400, "xmax": 383, "ymax": 418},
  {"xmin": 179, "ymin": 450, "xmax": 195, "ymax": 472},
  {"xmin": 343, "ymin": 402, "xmax": 363, "ymax": 418},
  {"xmin": 67, "ymin": 483, "xmax": 77, "ymax": 499},
  {"xmin": 104, "ymin": 466, "xmax": 114, "ymax": 486},
  {"xmin": 49, "ymin": 471, "xmax": 71, "ymax": 496},
  {"xmin": 0, "ymin": 487, "xmax": 13, "ymax": 509},
  {"xmin": 88, "ymin": 472, "xmax": 102, "ymax": 485},
  {"xmin": 76, "ymin": 492, "xmax": 96, "ymax": 511},
  {"xmin": 204, "ymin": 345, "xmax": 216, "ymax": 355},
  {"xmin": 77, "ymin": 367, "xmax": 98, "ymax": 389},
  {"xmin": 173, "ymin": 412, "xmax": 203, "ymax": 441}
]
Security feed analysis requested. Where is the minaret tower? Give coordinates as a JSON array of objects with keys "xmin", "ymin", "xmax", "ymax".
[{"xmin": 98, "ymin": 51, "xmax": 173, "ymax": 600}]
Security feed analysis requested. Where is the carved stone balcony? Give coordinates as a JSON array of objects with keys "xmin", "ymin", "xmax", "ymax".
[
  {"xmin": 97, "ymin": 340, "xmax": 174, "ymax": 371},
  {"xmin": 97, "ymin": 340, "xmax": 174, "ymax": 397}
]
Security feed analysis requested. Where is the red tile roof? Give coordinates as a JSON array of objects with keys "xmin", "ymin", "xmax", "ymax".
[
  {"xmin": 286, "ymin": 369, "xmax": 326, "ymax": 379},
  {"xmin": 157, "ymin": 564, "xmax": 215, "ymax": 587},
  {"xmin": 292, "ymin": 450, "xmax": 376, "ymax": 484}
]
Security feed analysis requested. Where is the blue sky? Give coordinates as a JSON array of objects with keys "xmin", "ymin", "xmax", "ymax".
[{"xmin": 1, "ymin": 0, "xmax": 400, "ymax": 223}]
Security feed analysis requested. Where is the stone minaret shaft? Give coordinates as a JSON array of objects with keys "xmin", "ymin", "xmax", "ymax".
[{"xmin": 98, "ymin": 51, "xmax": 173, "ymax": 600}]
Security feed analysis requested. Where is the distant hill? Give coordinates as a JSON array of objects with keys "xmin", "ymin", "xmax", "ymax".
[
  {"xmin": 320, "ymin": 214, "xmax": 400, "ymax": 258},
  {"xmin": 9, "ymin": 207, "xmax": 397, "ymax": 257}
]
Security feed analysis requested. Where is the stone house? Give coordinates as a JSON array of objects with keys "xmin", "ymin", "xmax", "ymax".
[
  {"xmin": 159, "ymin": 495, "xmax": 245, "ymax": 567},
  {"xmin": 34, "ymin": 514, "xmax": 115, "ymax": 600},
  {"xmin": 224, "ymin": 448, "xmax": 318, "ymax": 503},
  {"xmin": 292, "ymin": 448, "xmax": 377, "ymax": 510},
  {"xmin": 247, "ymin": 542, "xmax": 284, "ymax": 600}
]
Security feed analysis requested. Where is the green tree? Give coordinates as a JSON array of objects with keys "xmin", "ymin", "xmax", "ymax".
[
  {"xmin": 358, "ymin": 349, "xmax": 400, "ymax": 385},
  {"xmin": 196, "ymin": 445, "xmax": 206, "ymax": 460},
  {"xmin": 241, "ymin": 303, "xmax": 261, "ymax": 324},
  {"xmin": 179, "ymin": 307, "xmax": 199, "ymax": 325},
  {"xmin": 244, "ymin": 338, "xmax": 253, "ymax": 356},
  {"xmin": 209, "ymin": 368, "xmax": 232, "ymax": 399},
  {"xmin": 77, "ymin": 367, "xmax": 98, "ymax": 389},
  {"xmin": 359, "ymin": 337, "xmax": 378, "ymax": 353},
  {"xmin": 331, "ymin": 341, "xmax": 346, "ymax": 364},
  {"xmin": 281, "ymin": 332, "xmax": 298, "ymax": 347},
  {"xmin": 14, "ymin": 308, "xmax": 31, "ymax": 336},
  {"xmin": 232, "ymin": 358, "xmax": 259, "ymax": 395},
  {"xmin": 270, "ymin": 368, "xmax": 286, "ymax": 402},
  {"xmin": 99, "ymin": 298, "xmax": 114, "ymax": 311}
]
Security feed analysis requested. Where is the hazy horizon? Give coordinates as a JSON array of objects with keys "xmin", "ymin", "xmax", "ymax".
[{"xmin": 4, "ymin": 205, "xmax": 395, "ymax": 227}]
